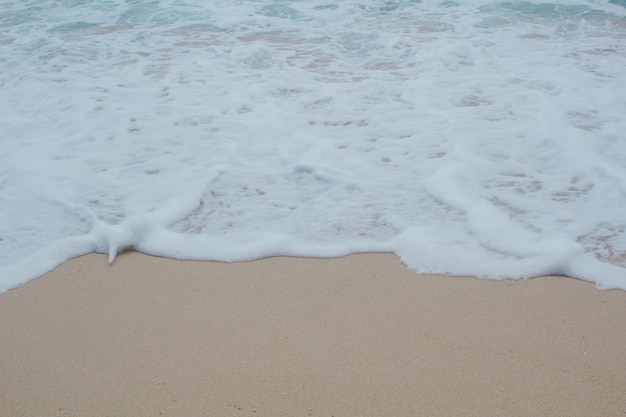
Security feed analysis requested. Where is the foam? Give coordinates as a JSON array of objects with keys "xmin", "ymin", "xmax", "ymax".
[{"xmin": 1, "ymin": 0, "xmax": 626, "ymax": 292}]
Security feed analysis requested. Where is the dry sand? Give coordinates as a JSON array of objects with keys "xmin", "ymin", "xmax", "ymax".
[{"xmin": 1, "ymin": 252, "xmax": 625, "ymax": 417}]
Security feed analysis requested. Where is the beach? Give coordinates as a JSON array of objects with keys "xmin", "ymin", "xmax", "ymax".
[
  {"xmin": 2, "ymin": 2, "xmax": 626, "ymax": 415},
  {"xmin": 1, "ymin": 252, "xmax": 624, "ymax": 416}
]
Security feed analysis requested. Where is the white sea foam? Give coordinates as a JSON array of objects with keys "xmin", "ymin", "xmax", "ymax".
[{"xmin": 1, "ymin": 0, "xmax": 626, "ymax": 292}]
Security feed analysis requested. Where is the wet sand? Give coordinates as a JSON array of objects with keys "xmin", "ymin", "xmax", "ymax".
[{"xmin": 1, "ymin": 252, "xmax": 625, "ymax": 417}]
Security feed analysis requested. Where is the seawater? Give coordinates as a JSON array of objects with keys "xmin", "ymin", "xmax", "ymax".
[{"xmin": 1, "ymin": 0, "xmax": 626, "ymax": 292}]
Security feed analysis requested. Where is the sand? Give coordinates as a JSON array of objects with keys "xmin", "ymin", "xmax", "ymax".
[{"xmin": 1, "ymin": 252, "xmax": 625, "ymax": 417}]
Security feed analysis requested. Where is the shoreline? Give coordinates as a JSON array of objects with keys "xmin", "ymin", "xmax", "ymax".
[{"xmin": 1, "ymin": 252, "xmax": 625, "ymax": 416}]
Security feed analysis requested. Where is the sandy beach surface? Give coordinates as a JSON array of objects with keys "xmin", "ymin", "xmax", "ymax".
[{"xmin": 1, "ymin": 252, "xmax": 625, "ymax": 417}]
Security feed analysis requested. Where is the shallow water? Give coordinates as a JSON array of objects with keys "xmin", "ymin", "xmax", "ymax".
[{"xmin": 1, "ymin": 0, "xmax": 626, "ymax": 292}]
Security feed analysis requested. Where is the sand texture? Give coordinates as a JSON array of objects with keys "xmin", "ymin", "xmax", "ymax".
[{"xmin": 1, "ymin": 252, "xmax": 625, "ymax": 417}]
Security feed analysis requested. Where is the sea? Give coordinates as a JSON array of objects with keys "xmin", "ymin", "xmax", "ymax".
[{"xmin": 1, "ymin": 0, "xmax": 626, "ymax": 292}]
